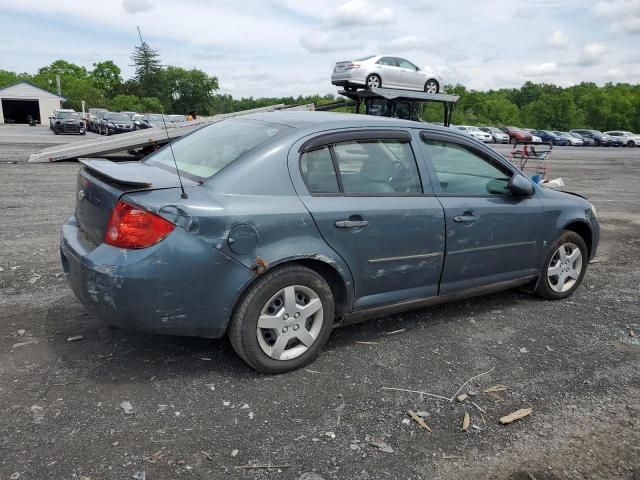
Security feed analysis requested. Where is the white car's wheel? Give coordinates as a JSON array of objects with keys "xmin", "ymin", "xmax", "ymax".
[
  {"xmin": 424, "ymin": 79, "xmax": 439, "ymax": 94},
  {"xmin": 365, "ymin": 74, "xmax": 381, "ymax": 89}
]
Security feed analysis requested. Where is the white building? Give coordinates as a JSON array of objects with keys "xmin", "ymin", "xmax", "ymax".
[{"xmin": 0, "ymin": 81, "xmax": 66, "ymax": 125}]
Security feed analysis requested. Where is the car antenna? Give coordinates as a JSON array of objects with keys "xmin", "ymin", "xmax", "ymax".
[{"xmin": 137, "ymin": 25, "xmax": 188, "ymax": 199}]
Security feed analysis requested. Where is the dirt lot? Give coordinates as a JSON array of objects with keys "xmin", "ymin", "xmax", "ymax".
[{"xmin": 0, "ymin": 125, "xmax": 639, "ymax": 480}]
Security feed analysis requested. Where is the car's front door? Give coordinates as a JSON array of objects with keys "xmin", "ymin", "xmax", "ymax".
[
  {"xmin": 289, "ymin": 130, "xmax": 445, "ymax": 310},
  {"xmin": 396, "ymin": 58, "xmax": 422, "ymax": 90},
  {"xmin": 418, "ymin": 131, "xmax": 544, "ymax": 294}
]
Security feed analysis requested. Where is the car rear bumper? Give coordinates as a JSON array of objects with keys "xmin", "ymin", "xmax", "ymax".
[
  {"xmin": 331, "ymin": 71, "xmax": 366, "ymax": 87},
  {"xmin": 60, "ymin": 214, "xmax": 254, "ymax": 338}
]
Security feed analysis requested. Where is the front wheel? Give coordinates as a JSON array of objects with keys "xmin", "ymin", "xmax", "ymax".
[
  {"xmin": 535, "ymin": 230, "xmax": 588, "ymax": 300},
  {"xmin": 510, "ymin": 137, "xmax": 517, "ymax": 144},
  {"xmin": 627, "ymin": 141, "xmax": 635, "ymax": 148},
  {"xmin": 228, "ymin": 265, "xmax": 335, "ymax": 373}
]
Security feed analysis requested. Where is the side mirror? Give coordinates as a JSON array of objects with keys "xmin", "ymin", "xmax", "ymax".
[{"xmin": 509, "ymin": 174, "xmax": 534, "ymax": 197}]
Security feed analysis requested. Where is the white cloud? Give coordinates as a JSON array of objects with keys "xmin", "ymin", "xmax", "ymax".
[
  {"xmin": 547, "ymin": 30, "xmax": 569, "ymax": 47},
  {"xmin": 122, "ymin": 0, "xmax": 154, "ymax": 14},
  {"xmin": 386, "ymin": 35, "xmax": 428, "ymax": 50},
  {"xmin": 593, "ymin": 0, "xmax": 640, "ymax": 34},
  {"xmin": 300, "ymin": 32, "xmax": 359, "ymax": 53},
  {"xmin": 333, "ymin": 0, "xmax": 394, "ymax": 26},
  {"xmin": 521, "ymin": 62, "xmax": 559, "ymax": 76},
  {"xmin": 606, "ymin": 68, "xmax": 625, "ymax": 77},
  {"xmin": 578, "ymin": 42, "xmax": 606, "ymax": 65}
]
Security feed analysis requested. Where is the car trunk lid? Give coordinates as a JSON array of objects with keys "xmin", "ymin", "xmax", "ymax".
[
  {"xmin": 334, "ymin": 61, "xmax": 355, "ymax": 73},
  {"xmin": 75, "ymin": 159, "xmax": 198, "ymax": 245}
]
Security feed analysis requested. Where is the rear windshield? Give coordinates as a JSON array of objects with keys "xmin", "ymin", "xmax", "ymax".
[
  {"xmin": 146, "ymin": 119, "xmax": 292, "ymax": 181},
  {"xmin": 354, "ymin": 55, "xmax": 376, "ymax": 61},
  {"xmin": 108, "ymin": 114, "xmax": 131, "ymax": 122}
]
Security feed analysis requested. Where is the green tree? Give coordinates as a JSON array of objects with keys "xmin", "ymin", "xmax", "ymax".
[
  {"xmin": 160, "ymin": 66, "xmax": 219, "ymax": 114},
  {"xmin": 130, "ymin": 42, "xmax": 163, "ymax": 98},
  {"xmin": 91, "ymin": 61, "xmax": 122, "ymax": 98}
]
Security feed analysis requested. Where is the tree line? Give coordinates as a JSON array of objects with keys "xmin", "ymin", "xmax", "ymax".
[{"xmin": 1, "ymin": 40, "xmax": 638, "ymax": 132}]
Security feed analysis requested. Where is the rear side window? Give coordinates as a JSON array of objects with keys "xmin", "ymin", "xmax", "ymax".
[
  {"xmin": 300, "ymin": 139, "xmax": 423, "ymax": 195},
  {"xmin": 377, "ymin": 57, "xmax": 397, "ymax": 66},
  {"xmin": 420, "ymin": 138, "xmax": 511, "ymax": 196},
  {"xmin": 300, "ymin": 147, "xmax": 340, "ymax": 194}
]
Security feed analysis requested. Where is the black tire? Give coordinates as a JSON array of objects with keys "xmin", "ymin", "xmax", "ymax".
[
  {"xmin": 627, "ymin": 141, "xmax": 634, "ymax": 148},
  {"xmin": 593, "ymin": 139, "xmax": 600, "ymax": 147},
  {"xmin": 228, "ymin": 264, "xmax": 335, "ymax": 373},
  {"xmin": 365, "ymin": 74, "xmax": 381, "ymax": 90},
  {"xmin": 424, "ymin": 79, "xmax": 439, "ymax": 94},
  {"xmin": 509, "ymin": 137, "xmax": 517, "ymax": 144},
  {"xmin": 535, "ymin": 230, "xmax": 588, "ymax": 300}
]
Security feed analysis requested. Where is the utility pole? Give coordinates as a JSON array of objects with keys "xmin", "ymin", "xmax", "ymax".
[{"xmin": 55, "ymin": 75, "xmax": 61, "ymax": 96}]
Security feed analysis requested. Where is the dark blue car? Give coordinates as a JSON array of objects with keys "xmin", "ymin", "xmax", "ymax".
[
  {"xmin": 531, "ymin": 130, "xmax": 570, "ymax": 146},
  {"xmin": 60, "ymin": 112, "xmax": 599, "ymax": 373}
]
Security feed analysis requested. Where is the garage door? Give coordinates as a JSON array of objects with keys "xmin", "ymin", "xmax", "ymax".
[{"xmin": 2, "ymin": 99, "xmax": 41, "ymax": 124}]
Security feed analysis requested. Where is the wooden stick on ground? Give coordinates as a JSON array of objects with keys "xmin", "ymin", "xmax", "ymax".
[{"xmin": 407, "ymin": 409, "xmax": 432, "ymax": 432}]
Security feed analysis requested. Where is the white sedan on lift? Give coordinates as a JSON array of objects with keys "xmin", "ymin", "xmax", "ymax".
[{"xmin": 331, "ymin": 55, "xmax": 442, "ymax": 93}]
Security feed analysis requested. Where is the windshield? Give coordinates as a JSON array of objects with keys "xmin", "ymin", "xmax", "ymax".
[
  {"xmin": 468, "ymin": 126, "xmax": 481, "ymax": 132},
  {"xmin": 146, "ymin": 119, "xmax": 292, "ymax": 180},
  {"xmin": 108, "ymin": 114, "xmax": 131, "ymax": 122},
  {"xmin": 147, "ymin": 114, "xmax": 165, "ymax": 122},
  {"xmin": 57, "ymin": 111, "xmax": 80, "ymax": 119}
]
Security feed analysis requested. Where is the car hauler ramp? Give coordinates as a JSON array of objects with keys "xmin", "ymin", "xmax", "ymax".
[
  {"xmin": 338, "ymin": 87, "xmax": 459, "ymax": 126},
  {"xmin": 28, "ymin": 103, "xmax": 314, "ymax": 163}
]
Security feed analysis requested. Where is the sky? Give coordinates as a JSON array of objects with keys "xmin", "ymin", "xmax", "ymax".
[{"xmin": 0, "ymin": 0, "xmax": 639, "ymax": 98}]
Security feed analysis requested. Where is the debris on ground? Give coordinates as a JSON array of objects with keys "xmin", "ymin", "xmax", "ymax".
[
  {"xmin": 30, "ymin": 405, "xmax": 44, "ymax": 423},
  {"xmin": 324, "ymin": 431, "xmax": 336, "ymax": 439},
  {"xmin": 120, "ymin": 400, "xmax": 134, "ymax": 415},
  {"xmin": 298, "ymin": 473, "xmax": 326, "ymax": 480},
  {"xmin": 16, "ymin": 329, "xmax": 26, "ymax": 336},
  {"xmin": 355, "ymin": 341, "xmax": 379, "ymax": 345},
  {"xmin": 234, "ymin": 464, "xmax": 291, "ymax": 470},
  {"xmin": 132, "ymin": 471, "xmax": 145, "ymax": 480},
  {"xmin": 386, "ymin": 329, "xmax": 406, "ymax": 335},
  {"xmin": 11, "ymin": 338, "xmax": 38, "ymax": 349},
  {"xmin": 519, "ymin": 347, "xmax": 529, "ymax": 353},
  {"xmin": 67, "ymin": 335, "xmax": 84, "ymax": 342},
  {"xmin": 231, "ymin": 449, "xmax": 239, "ymax": 457},
  {"xmin": 407, "ymin": 409, "xmax": 432, "ymax": 432},
  {"xmin": 462, "ymin": 412, "xmax": 470, "ymax": 431},
  {"xmin": 367, "ymin": 437, "xmax": 394, "ymax": 453},
  {"xmin": 484, "ymin": 385, "xmax": 508, "ymax": 393},
  {"xmin": 499, "ymin": 408, "xmax": 533, "ymax": 425},
  {"xmin": 457, "ymin": 393, "xmax": 469, "ymax": 402},
  {"xmin": 630, "ymin": 330, "xmax": 636, "ymax": 337}
]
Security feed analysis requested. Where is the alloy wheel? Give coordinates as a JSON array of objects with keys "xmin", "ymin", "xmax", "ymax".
[
  {"xmin": 547, "ymin": 242, "xmax": 583, "ymax": 293},
  {"xmin": 256, "ymin": 285, "xmax": 323, "ymax": 361},
  {"xmin": 367, "ymin": 75, "xmax": 380, "ymax": 89},
  {"xmin": 425, "ymin": 80, "xmax": 438, "ymax": 94}
]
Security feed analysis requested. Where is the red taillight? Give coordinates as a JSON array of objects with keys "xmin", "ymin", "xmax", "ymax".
[
  {"xmin": 345, "ymin": 63, "xmax": 360, "ymax": 70},
  {"xmin": 104, "ymin": 200, "xmax": 175, "ymax": 249}
]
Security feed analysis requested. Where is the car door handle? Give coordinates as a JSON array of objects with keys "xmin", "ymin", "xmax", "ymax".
[
  {"xmin": 335, "ymin": 220, "xmax": 369, "ymax": 228},
  {"xmin": 453, "ymin": 213, "xmax": 479, "ymax": 223}
]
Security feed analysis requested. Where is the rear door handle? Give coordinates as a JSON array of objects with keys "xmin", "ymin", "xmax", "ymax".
[
  {"xmin": 335, "ymin": 220, "xmax": 369, "ymax": 228},
  {"xmin": 453, "ymin": 212, "xmax": 479, "ymax": 223}
]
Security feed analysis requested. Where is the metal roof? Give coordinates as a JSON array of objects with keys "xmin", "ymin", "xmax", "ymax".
[{"xmin": 0, "ymin": 80, "xmax": 67, "ymax": 100}]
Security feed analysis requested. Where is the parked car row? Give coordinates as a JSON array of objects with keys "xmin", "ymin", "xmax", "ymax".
[
  {"xmin": 451, "ymin": 124, "xmax": 639, "ymax": 147},
  {"xmin": 86, "ymin": 110, "xmax": 188, "ymax": 135}
]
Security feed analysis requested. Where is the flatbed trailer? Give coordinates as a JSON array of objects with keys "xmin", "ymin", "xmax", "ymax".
[
  {"xmin": 28, "ymin": 103, "xmax": 314, "ymax": 163},
  {"xmin": 337, "ymin": 87, "xmax": 459, "ymax": 126}
]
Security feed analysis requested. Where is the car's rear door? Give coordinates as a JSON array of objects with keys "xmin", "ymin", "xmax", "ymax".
[
  {"xmin": 376, "ymin": 57, "xmax": 403, "ymax": 88},
  {"xmin": 417, "ymin": 130, "xmax": 545, "ymax": 294},
  {"xmin": 288, "ymin": 129, "xmax": 445, "ymax": 310}
]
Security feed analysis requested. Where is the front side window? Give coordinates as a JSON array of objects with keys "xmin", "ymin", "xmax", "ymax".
[
  {"xmin": 420, "ymin": 138, "xmax": 511, "ymax": 196},
  {"xmin": 147, "ymin": 119, "xmax": 291, "ymax": 180},
  {"xmin": 333, "ymin": 140, "xmax": 422, "ymax": 194},
  {"xmin": 397, "ymin": 58, "xmax": 417, "ymax": 70}
]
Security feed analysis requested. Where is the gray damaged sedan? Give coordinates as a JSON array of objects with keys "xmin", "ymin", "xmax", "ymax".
[{"xmin": 60, "ymin": 112, "xmax": 599, "ymax": 373}]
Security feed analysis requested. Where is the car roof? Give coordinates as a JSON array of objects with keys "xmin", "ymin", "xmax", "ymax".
[{"xmin": 243, "ymin": 110, "xmax": 450, "ymax": 133}]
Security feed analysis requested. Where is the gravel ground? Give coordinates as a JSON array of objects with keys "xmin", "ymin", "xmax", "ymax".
[{"xmin": 0, "ymin": 126, "xmax": 639, "ymax": 480}]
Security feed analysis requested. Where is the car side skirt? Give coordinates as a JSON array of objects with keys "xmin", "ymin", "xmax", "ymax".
[{"xmin": 340, "ymin": 274, "xmax": 538, "ymax": 326}]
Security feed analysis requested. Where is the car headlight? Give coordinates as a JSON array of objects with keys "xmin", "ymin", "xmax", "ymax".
[{"xmin": 589, "ymin": 203, "xmax": 598, "ymax": 219}]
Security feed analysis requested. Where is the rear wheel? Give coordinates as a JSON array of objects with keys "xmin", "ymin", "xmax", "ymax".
[
  {"xmin": 365, "ymin": 74, "xmax": 381, "ymax": 90},
  {"xmin": 627, "ymin": 140, "xmax": 635, "ymax": 148},
  {"xmin": 593, "ymin": 139, "xmax": 600, "ymax": 147},
  {"xmin": 424, "ymin": 79, "xmax": 439, "ymax": 94},
  {"xmin": 535, "ymin": 230, "xmax": 588, "ymax": 300},
  {"xmin": 510, "ymin": 137, "xmax": 517, "ymax": 144},
  {"xmin": 228, "ymin": 264, "xmax": 335, "ymax": 373}
]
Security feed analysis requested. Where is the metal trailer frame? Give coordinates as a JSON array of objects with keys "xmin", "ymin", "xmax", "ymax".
[
  {"xmin": 28, "ymin": 103, "xmax": 315, "ymax": 163},
  {"xmin": 336, "ymin": 87, "xmax": 459, "ymax": 126}
]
